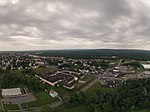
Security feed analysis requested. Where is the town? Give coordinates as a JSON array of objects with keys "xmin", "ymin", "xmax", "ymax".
[{"xmin": 0, "ymin": 51, "xmax": 150, "ymax": 112}]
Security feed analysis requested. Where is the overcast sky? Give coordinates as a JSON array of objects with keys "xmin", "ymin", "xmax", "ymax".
[{"xmin": 0, "ymin": 0, "xmax": 150, "ymax": 51}]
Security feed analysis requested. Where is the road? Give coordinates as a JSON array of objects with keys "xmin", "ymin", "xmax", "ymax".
[
  {"xmin": 18, "ymin": 103, "xmax": 25, "ymax": 112},
  {"xmin": 104, "ymin": 59, "xmax": 123, "ymax": 74},
  {"xmin": 117, "ymin": 59, "xmax": 123, "ymax": 67}
]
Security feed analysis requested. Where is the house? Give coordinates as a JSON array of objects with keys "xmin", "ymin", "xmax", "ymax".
[
  {"xmin": 2, "ymin": 88, "xmax": 22, "ymax": 98},
  {"xmin": 49, "ymin": 90, "xmax": 58, "ymax": 98}
]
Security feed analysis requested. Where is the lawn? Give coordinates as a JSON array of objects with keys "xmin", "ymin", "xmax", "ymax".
[
  {"xmin": 33, "ymin": 67, "xmax": 58, "ymax": 74},
  {"xmin": 10, "ymin": 69, "xmax": 22, "ymax": 75},
  {"xmin": 0, "ymin": 94, "xmax": 2, "ymax": 99},
  {"xmin": 3, "ymin": 104, "xmax": 19, "ymax": 110},
  {"xmin": 11, "ymin": 66, "xmax": 58, "ymax": 75},
  {"xmin": 45, "ymin": 84, "xmax": 71, "ymax": 97},
  {"xmin": 85, "ymin": 82, "xmax": 117, "ymax": 94},
  {"xmin": 56, "ymin": 104, "xmax": 87, "ymax": 112},
  {"xmin": 22, "ymin": 91, "xmax": 58, "ymax": 109},
  {"xmin": 74, "ymin": 75, "xmax": 95, "ymax": 91},
  {"xmin": 131, "ymin": 109, "xmax": 150, "ymax": 112}
]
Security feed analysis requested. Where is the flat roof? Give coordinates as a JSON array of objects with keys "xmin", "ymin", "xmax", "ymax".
[
  {"xmin": 142, "ymin": 64, "xmax": 150, "ymax": 69},
  {"xmin": 2, "ymin": 88, "xmax": 22, "ymax": 96}
]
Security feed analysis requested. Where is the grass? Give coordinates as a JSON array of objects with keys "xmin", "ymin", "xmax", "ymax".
[
  {"xmin": 22, "ymin": 91, "xmax": 58, "ymax": 109},
  {"xmin": 131, "ymin": 109, "xmax": 150, "ymax": 112},
  {"xmin": 4, "ymin": 104, "xmax": 19, "ymax": 110},
  {"xmin": 45, "ymin": 84, "xmax": 72, "ymax": 97},
  {"xmin": 56, "ymin": 104, "xmax": 87, "ymax": 112},
  {"xmin": 0, "ymin": 95, "xmax": 2, "ymax": 99},
  {"xmin": 10, "ymin": 69, "xmax": 22, "ymax": 75},
  {"xmin": 74, "ymin": 75, "xmax": 95, "ymax": 91},
  {"xmin": 85, "ymin": 82, "xmax": 117, "ymax": 94},
  {"xmin": 33, "ymin": 67, "xmax": 58, "ymax": 74},
  {"xmin": 10, "ymin": 66, "xmax": 58, "ymax": 75}
]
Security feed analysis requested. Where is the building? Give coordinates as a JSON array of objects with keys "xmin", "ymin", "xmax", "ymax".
[
  {"xmin": 142, "ymin": 64, "xmax": 150, "ymax": 69},
  {"xmin": 36, "ymin": 70, "xmax": 78, "ymax": 89},
  {"xmin": 113, "ymin": 67, "xmax": 119, "ymax": 72},
  {"xmin": 144, "ymin": 71, "xmax": 150, "ymax": 75},
  {"xmin": 2, "ymin": 88, "xmax": 22, "ymax": 98},
  {"xmin": 49, "ymin": 90, "xmax": 58, "ymax": 98}
]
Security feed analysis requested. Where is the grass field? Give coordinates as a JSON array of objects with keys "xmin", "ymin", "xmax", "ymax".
[
  {"xmin": 22, "ymin": 91, "xmax": 58, "ymax": 109},
  {"xmin": 131, "ymin": 109, "xmax": 150, "ymax": 112},
  {"xmin": 33, "ymin": 67, "xmax": 58, "ymax": 74},
  {"xmin": 74, "ymin": 75, "xmax": 95, "ymax": 91},
  {"xmin": 4, "ymin": 104, "xmax": 19, "ymax": 110},
  {"xmin": 45, "ymin": 84, "xmax": 72, "ymax": 97},
  {"xmin": 85, "ymin": 82, "xmax": 117, "ymax": 94},
  {"xmin": 56, "ymin": 104, "xmax": 87, "ymax": 112},
  {"xmin": 10, "ymin": 66, "xmax": 58, "ymax": 75},
  {"xmin": 0, "ymin": 94, "xmax": 2, "ymax": 99}
]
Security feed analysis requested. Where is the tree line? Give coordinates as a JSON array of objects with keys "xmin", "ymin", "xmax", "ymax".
[
  {"xmin": 1, "ymin": 69, "xmax": 46, "ymax": 92},
  {"xmin": 66, "ymin": 78, "xmax": 150, "ymax": 112}
]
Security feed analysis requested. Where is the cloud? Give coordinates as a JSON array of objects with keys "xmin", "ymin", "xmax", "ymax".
[{"xmin": 0, "ymin": 0, "xmax": 150, "ymax": 51}]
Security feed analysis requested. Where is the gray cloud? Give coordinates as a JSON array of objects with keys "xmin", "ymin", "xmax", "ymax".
[{"xmin": 0, "ymin": 0, "xmax": 150, "ymax": 51}]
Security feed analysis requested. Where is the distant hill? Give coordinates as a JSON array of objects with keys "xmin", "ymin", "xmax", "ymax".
[{"xmin": 30, "ymin": 49, "xmax": 150, "ymax": 60}]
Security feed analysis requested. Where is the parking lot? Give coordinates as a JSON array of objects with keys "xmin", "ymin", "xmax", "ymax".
[
  {"xmin": 1, "ymin": 93, "xmax": 36, "ymax": 104},
  {"xmin": 0, "ymin": 90, "xmax": 37, "ymax": 112}
]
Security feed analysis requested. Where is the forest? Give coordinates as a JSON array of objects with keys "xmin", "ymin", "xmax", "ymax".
[
  {"xmin": 28, "ymin": 49, "xmax": 150, "ymax": 60},
  {"xmin": 66, "ymin": 78, "xmax": 150, "ymax": 112},
  {"xmin": 1, "ymin": 69, "xmax": 46, "ymax": 92}
]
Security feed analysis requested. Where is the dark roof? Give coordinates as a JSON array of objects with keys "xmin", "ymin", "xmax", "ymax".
[{"xmin": 39, "ymin": 72, "xmax": 74, "ymax": 84}]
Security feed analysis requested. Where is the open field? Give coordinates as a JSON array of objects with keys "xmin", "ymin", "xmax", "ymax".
[
  {"xmin": 74, "ymin": 75, "xmax": 95, "ymax": 91},
  {"xmin": 10, "ymin": 66, "xmax": 58, "ymax": 75},
  {"xmin": 4, "ymin": 104, "xmax": 19, "ymax": 110},
  {"xmin": 0, "ymin": 95, "xmax": 2, "ymax": 99},
  {"xmin": 45, "ymin": 84, "xmax": 71, "ymax": 97},
  {"xmin": 85, "ymin": 82, "xmax": 117, "ymax": 94},
  {"xmin": 33, "ymin": 66, "xmax": 58, "ymax": 74},
  {"xmin": 56, "ymin": 104, "xmax": 87, "ymax": 112},
  {"xmin": 22, "ymin": 91, "xmax": 58, "ymax": 109},
  {"xmin": 131, "ymin": 109, "xmax": 150, "ymax": 112}
]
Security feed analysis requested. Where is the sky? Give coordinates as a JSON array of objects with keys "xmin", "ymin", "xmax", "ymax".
[{"xmin": 0, "ymin": 0, "xmax": 150, "ymax": 51}]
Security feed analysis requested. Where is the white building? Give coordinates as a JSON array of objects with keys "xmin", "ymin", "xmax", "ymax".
[
  {"xmin": 2, "ymin": 88, "xmax": 22, "ymax": 97},
  {"xmin": 144, "ymin": 71, "xmax": 150, "ymax": 75},
  {"xmin": 142, "ymin": 64, "xmax": 150, "ymax": 69},
  {"xmin": 49, "ymin": 90, "xmax": 58, "ymax": 98}
]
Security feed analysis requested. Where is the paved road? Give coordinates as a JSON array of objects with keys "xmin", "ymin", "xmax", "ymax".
[
  {"xmin": 18, "ymin": 103, "xmax": 25, "ymax": 112},
  {"xmin": 104, "ymin": 59, "xmax": 123, "ymax": 75},
  {"xmin": 117, "ymin": 59, "xmax": 123, "ymax": 67}
]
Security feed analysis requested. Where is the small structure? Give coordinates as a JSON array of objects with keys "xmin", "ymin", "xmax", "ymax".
[
  {"xmin": 113, "ymin": 67, "xmax": 119, "ymax": 72},
  {"xmin": 144, "ymin": 71, "xmax": 150, "ymax": 75},
  {"xmin": 49, "ymin": 90, "xmax": 58, "ymax": 98},
  {"xmin": 2, "ymin": 88, "xmax": 22, "ymax": 98},
  {"xmin": 142, "ymin": 64, "xmax": 150, "ymax": 69}
]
